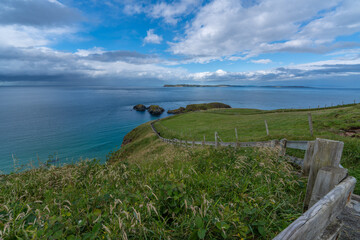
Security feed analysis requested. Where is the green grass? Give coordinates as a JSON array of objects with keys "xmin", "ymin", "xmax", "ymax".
[
  {"xmin": 154, "ymin": 104, "xmax": 360, "ymax": 193},
  {"xmin": 0, "ymin": 123, "xmax": 306, "ymax": 239}
]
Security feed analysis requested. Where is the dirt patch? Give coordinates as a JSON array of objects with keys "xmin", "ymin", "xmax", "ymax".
[{"xmin": 339, "ymin": 127, "xmax": 360, "ymax": 138}]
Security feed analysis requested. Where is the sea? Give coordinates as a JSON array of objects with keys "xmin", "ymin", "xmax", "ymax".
[{"xmin": 0, "ymin": 85, "xmax": 359, "ymax": 173}]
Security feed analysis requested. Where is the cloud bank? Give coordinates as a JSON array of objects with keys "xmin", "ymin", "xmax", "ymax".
[{"xmin": 170, "ymin": 0, "xmax": 360, "ymax": 62}]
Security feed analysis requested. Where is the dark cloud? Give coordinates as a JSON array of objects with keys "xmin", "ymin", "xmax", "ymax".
[
  {"xmin": 85, "ymin": 51, "xmax": 161, "ymax": 64},
  {"xmin": 273, "ymin": 64, "xmax": 360, "ymax": 79},
  {"xmin": 0, "ymin": 0, "xmax": 82, "ymax": 26}
]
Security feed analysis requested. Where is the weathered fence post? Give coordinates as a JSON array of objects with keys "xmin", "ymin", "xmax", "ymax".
[
  {"xmin": 308, "ymin": 113, "xmax": 313, "ymax": 137},
  {"xmin": 303, "ymin": 138, "xmax": 344, "ymax": 211},
  {"xmin": 192, "ymin": 140, "xmax": 195, "ymax": 147},
  {"xmin": 203, "ymin": 135, "xmax": 205, "ymax": 146},
  {"xmin": 309, "ymin": 166, "xmax": 348, "ymax": 208},
  {"xmin": 271, "ymin": 139, "xmax": 279, "ymax": 148},
  {"xmin": 215, "ymin": 132, "xmax": 218, "ymax": 148},
  {"xmin": 235, "ymin": 128, "xmax": 238, "ymax": 148},
  {"xmin": 279, "ymin": 139, "xmax": 287, "ymax": 156},
  {"xmin": 302, "ymin": 141, "xmax": 315, "ymax": 176},
  {"xmin": 264, "ymin": 120, "xmax": 269, "ymax": 136}
]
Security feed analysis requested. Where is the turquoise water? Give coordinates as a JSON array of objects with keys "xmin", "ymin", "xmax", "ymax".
[{"xmin": 0, "ymin": 86, "xmax": 359, "ymax": 173}]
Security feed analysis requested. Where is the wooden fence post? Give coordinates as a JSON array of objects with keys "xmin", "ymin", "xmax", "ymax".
[
  {"xmin": 279, "ymin": 138, "xmax": 287, "ymax": 156},
  {"xmin": 302, "ymin": 141, "xmax": 315, "ymax": 176},
  {"xmin": 303, "ymin": 138, "xmax": 344, "ymax": 211},
  {"xmin": 215, "ymin": 132, "xmax": 218, "ymax": 148},
  {"xmin": 265, "ymin": 120, "xmax": 269, "ymax": 136},
  {"xmin": 308, "ymin": 113, "xmax": 313, "ymax": 137},
  {"xmin": 192, "ymin": 140, "xmax": 195, "ymax": 147},
  {"xmin": 309, "ymin": 166, "xmax": 348, "ymax": 208},
  {"xmin": 203, "ymin": 135, "xmax": 205, "ymax": 146},
  {"xmin": 235, "ymin": 128, "xmax": 238, "ymax": 148}
]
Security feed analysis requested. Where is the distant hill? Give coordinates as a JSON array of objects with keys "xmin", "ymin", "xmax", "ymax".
[
  {"xmin": 163, "ymin": 84, "xmax": 311, "ymax": 88},
  {"xmin": 163, "ymin": 84, "xmax": 231, "ymax": 87}
]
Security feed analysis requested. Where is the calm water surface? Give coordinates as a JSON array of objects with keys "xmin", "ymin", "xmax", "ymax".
[{"xmin": 0, "ymin": 86, "xmax": 359, "ymax": 173}]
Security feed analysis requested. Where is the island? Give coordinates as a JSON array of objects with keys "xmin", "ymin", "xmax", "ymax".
[{"xmin": 148, "ymin": 105, "xmax": 164, "ymax": 115}]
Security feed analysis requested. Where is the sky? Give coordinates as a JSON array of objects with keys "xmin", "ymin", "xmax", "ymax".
[{"xmin": 0, "ymin": 0, "xmax": 360, "ymax": 87}]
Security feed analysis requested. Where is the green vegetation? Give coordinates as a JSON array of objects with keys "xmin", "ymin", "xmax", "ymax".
[
  {"xmin": 148, "ymin": 105, "xmax": 165, "ymax": 115},
  {"xmin": 133, "ymin": 104, "xmax": 147, "ymax": 111},
  {"xmin": 168, "ymin": 102, "xmax": 231, "ymax": 114},
  {"xmin": 154, "ymin": 104, "xmax": 360, "ymax": 193},
  {"xmin": 167, "ymin": 107, "xmax": 186, "ymax": 114},
  {"xmin": 0, "ymin": 123, "xmax": 306, "ymax": 239}
]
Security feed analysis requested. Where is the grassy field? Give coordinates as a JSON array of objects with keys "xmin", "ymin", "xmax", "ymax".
[
  {"xmin": 0, "ymin": 123, "xmax": 306, "ymax": 239},
  {"xmin": 154, "ymin": 104, "xmax": 360, "ymax": 193}
]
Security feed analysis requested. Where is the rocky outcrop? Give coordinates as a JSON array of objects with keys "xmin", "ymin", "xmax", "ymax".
[
  {"xmin": 148, "ymin": 105, "xmax": 164, "ymax": 115},
  {"xmin": 133, "ymin": 104, "xmax": 147, "ymax": 111},
  {"xmin": 167, "ymin": 107, "xmax": 185, "ymax": 114}
]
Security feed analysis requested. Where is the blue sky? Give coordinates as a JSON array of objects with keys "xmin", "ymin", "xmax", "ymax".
[{"xmin": 0, "ymin": 0, "xmax": 360, "ymax": 87}]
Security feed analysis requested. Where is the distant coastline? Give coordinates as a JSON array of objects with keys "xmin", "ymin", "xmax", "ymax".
[{"xmin": 163, "ymin": 84, "xmax": 312, "ymax": 88}]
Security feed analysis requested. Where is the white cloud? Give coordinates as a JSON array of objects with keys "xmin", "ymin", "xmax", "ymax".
[
  {"xmin": 149, "ymin": 0, "xmax": 201, "ymax": 24},
  {"xmin": 215, "ymin": 69, "xmax": 227, "ymax": 76},
  {"xmin": 251, "ymin": 59, "xmax": 272, "ymax": 64},
  {"xmin": 144, "ymin": 29, "xmax": 163, "ymax": 44},
  {"xmin": 124, "ymin": 0, "xmax": 201, "ymax": 24},
  {"xmin": 75, "ymin": 47, "xmax": 105, "ymax": 57},
  {"xmin": 0, "ymin": 25, "xmax": 75, "ymax": 48},
  {"xmin": 170, "ymin": 0, "xmax": 360, "ymax": 62}
]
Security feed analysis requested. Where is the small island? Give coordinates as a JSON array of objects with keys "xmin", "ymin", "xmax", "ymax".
[
  {"xmin": 133, "ymin": 104, "xmax": 165, "ymax": 115},
  {"xmin": 133, "ymin": 104, "xmax": 147, "ymax": 111},
  {"xmin": 148, "ymin": 105, "xmax": 164, "ymax": 115}
]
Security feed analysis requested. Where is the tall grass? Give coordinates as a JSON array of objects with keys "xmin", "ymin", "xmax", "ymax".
[{"xmin": 0, "ymin": 146, "xmax": 305, "ymax": 239}]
